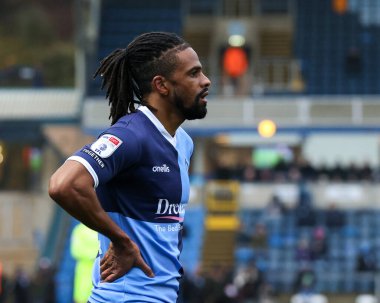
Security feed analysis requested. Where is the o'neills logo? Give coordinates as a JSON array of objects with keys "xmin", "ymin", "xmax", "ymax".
[
  {"xmin": 155, "ymin": 199, "xmax": 185, "ymax": 222},
  {"xmin": 152, "ymin": 164, "xmax": 170, "ymax": 173}
]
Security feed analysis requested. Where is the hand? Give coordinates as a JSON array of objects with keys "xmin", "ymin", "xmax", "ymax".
[{"xmin": 100, "ymin": 241, "xmax": 154, "ymax": 282}]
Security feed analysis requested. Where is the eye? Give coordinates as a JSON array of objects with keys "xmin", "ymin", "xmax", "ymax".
[
  {"xmin": 189, "ymin": 68, "xmax": 201, "ymax": 78},
  {"xmin": 190, "ymin": 70, "xmax": 198, "ymax": 77}
]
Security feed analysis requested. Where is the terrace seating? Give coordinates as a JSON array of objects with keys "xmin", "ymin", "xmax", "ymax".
[
  {"xmin": 236, "ymin": 208, "xmax": 380, "ymax": 293},
  {"xmin": 294, "ymin": 0, "xmax": 380, "ymax": 94},
  {"xmin": 87, "ymin": 0, "xmax": 182, "ymax": 96}
]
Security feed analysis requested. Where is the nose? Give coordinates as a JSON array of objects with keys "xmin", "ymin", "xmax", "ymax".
[{"xmin": 202, "ymin": 72, "xmax": 211, "ymax": 88}]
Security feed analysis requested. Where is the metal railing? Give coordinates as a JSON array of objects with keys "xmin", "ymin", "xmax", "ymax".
[
  {"xmin": 81, "ymin": 95, "xmax": 380, "ymax": 131},
  {"xmin": 0, "ymin": 89, "xmax": 80, "ymax": 120},
  {"xmin": 253, "ymin": 59, "xmax": 303, "ymax": 93}
]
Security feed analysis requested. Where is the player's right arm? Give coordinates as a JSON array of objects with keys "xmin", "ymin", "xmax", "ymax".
[{"xmin": 48, "ymin": 154, "xmax": 154, "ymax": 281}]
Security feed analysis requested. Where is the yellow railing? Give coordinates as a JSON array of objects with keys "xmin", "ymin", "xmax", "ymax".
[{"xmin": 205, "ymin": 180, "xmax": 240, "ymax": 213}]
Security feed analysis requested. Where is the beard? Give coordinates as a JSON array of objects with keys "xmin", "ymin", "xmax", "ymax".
[{"xmin": 174, "ymin": 88, "xmax": 208, "ymax": 120}]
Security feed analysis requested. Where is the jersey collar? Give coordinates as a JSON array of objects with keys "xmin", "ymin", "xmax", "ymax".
[{"xmin": 138, "ymin": 106, "xmax": 177, "ymax": 147}]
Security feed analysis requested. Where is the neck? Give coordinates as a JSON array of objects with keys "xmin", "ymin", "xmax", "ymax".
[
  {"xmin": 154, "ymin": 108, "xmax": 184, "ymax": 137},
  {"xmin": 145, "ymin": 95, "xmax": 184, "ymax": 137}
]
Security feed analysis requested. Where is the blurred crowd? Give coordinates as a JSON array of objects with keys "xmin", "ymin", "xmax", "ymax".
[
  {"xmin": 241, "ymin": 193, "xmax": 376, "ymax": 298},
  {"xmin": 213, "ymin": 158, "xmax": 375, "ymax": 183},
  {"xmin": 2, "ymin": 191, "xmax": 378, "ymax": 303},
  {"xmin": 0, "ymin": 258, "xmax": 55, "ymax": 303},
  {"xmin": 179, "ymin": 262, "xmax": 274, "ymax": 303}
]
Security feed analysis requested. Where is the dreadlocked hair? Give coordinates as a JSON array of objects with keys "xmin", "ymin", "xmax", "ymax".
[{"xmin": 94, "ymin": 32, "xmax": 190, "ymax": 125}]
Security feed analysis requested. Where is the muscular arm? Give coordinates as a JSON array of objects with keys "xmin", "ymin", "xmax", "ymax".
[{"xmin": 48, "ymin": 160, "xmax": 154, "ymax": 281}]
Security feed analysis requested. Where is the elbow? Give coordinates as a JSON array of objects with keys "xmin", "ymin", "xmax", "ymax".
[
  {"xmin": 48, "ymin": 175, "xmax": 60, "ymax": 201},
  {"xmin": 48, "ymin": 172, "xmax": 70, "ymax": 202},
  {"xmin": 48, "ymin": 163, "xmax": 94, "ymax": 207}
]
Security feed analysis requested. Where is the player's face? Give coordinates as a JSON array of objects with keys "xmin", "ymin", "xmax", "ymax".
[{"xmin": 167, "ymin": 47, "xmax": 211, "ymax": 120}]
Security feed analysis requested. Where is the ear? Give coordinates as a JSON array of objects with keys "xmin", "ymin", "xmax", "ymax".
[{"xmin": 152, "ymin": 76, "xmax": 169, "ymax": 96}]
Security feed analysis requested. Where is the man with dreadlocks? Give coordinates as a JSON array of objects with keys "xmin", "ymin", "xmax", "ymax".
[{"xmin": 49, "ymin": 32, "xmax": 211, "ymax": 302}]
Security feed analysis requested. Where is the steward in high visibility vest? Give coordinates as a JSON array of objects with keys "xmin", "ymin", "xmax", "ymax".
[
  {"xmin": 70, "ymin": 223, "xmax": 98, "ymax": 303},
  {"xmin": 223, "ymin": 47, "xmax": 248, "ymax": 78}
]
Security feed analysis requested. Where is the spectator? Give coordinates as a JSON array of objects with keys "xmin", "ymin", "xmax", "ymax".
[
  {"xmin": 0, "ymin": 279, "xmax": 10, "ymax": 303},
  {"xmin": 244, "ymin": 166, "xmax": 257, "ymax": 182},
  {"xmin": 236, "ymin": 155, "xmax": 257, "ymax": 183},
  {"xmin": 214, "ymin": 158, "xmax": 237, "ymax": 180},
  {"xmin": 30, "ymin": 258, "xmax": 56, "ymax": 303},
  {"xmin": 310, "ymin": 226, "xmax": 328, "ymax": 260},
  {"xmin": 236, "ymin": 223, "xmax": 253, "ymax": 246},
  {"xmin": 325, "ymin": 203, "xmax": 345, "ymax": 230},
  {"xmin": 295, "ymin": 182, "xmax": 315, "ymax": 227},
  {"xmin": 356, "ymin": 243, "xmax": 377, "ymax": 272},
  {"xmin": 297, "ymin": 157, "xmax": 317, "ymax": 182},
  {"xmin": 359, "ymin": 162, "xmax": 373, "ymax": 181},
  {"xmin": 13, "ymin": 267, "xmax": 31, "ymax": 303},
  {"xmin": 293, "ymin": 264, "xmax": 317, "ymax": 294},
  {"xmin": 202, "ymin": 264, "xmax": 232, "ymax": 303},
  {"xmin": 273, "ymin": 158, "xmax": 289, "ymax": 182},
  {"xmin": 251, "ymin": 223, "xmax": 268, "ymax": 254},
  {"xmin": 295, "ymin": 238, "xmax": 313, "ymax": 263},
  {"xmin": 345, "ymin": 47, "xmax": 362, "ymax": 76},
  {"xmin": 346, "ymin": 162, "xmax": 360, "ymax": 182},
  {"xmin": 260, "ymin": 283, "xmax": 277, "ymax": 303},
  {"xmin": 257, "ymin": 168, "xmax": 274, "ymax": 183},
  {"xmin": 263, "ymin": 195, "xmax": 286, "ymax": 222},
  {"xmin": 287, "ymin": 163, "xmax": 302, "ymax": 183},
  {"xmin": 234, "ymin": 261, "xmax": 264, "ymax": 303},
  {"xmin": 0, "ymin": 262, "xmax": 11, "ymax": 303},
  {"xmin": 239, "ymin": 164, "xmax": 257, "ymax": 183},
  {"xmin": 330, "ymin": 163, "xmax": 346, "ymax": 182},
  {"xmin": 316, "ymin": 162, "xmax": 331, "ymax": 181},
  {"xmin": 179, "ymin": 269, "xmax": 205, "ymax": 303}
]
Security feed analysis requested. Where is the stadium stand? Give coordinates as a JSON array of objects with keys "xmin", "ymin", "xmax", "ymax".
[
  {"xmin": 86, "ymin": 0, "xmax": 183, "ymax": 96},
  {"xmin": 179, "ymin": 205, "xmax": 206, "ymax": 274},
  {"xmin": 3, "ymin": 0, "xmax": 380, "ymax": 302},
  {"xmin": 294, "ymin": 0, "xmax": 380, "ymax": 95},
  {"xmin": 235, "ymin": 208, "xmax": 380, "ymax": 294}
]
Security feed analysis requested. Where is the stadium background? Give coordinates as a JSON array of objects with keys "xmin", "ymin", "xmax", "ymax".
[{"xmin": 1, "ymin": 0, "xmax": 380, "ymax": 302}]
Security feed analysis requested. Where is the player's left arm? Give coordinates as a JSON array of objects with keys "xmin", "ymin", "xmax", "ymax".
[{"xmin": 49, "ymin": 128, "xmax": 155, "ymax": 281}]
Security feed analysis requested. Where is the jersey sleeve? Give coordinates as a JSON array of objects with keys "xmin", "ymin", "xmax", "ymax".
[{"xmin": 67, "ymin": 127, "xmax": 141, "ymax": 187}]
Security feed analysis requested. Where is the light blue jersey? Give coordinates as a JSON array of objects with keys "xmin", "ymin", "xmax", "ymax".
[{"xmin": 68, "ymin": 106, "xmax": 193, "ymax": 302}]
